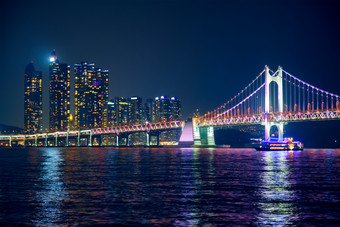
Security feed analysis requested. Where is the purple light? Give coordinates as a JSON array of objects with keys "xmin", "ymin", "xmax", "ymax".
[
  {"xmin": 179, "ymin": 122, "xmax": 194, "ymax": 142},
  {"xmin": 284, "ymin": 70, "xmax": 340, "ymax": 98},
  {"xmin": 91, "ymin": 80, "xmax": 102, "ymax": 87}
]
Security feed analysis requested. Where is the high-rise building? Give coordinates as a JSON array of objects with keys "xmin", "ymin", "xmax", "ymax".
[
  {"xmin": 115, "ymin": 97, "xmax": 131, "ymax": 126},
  {"xmin": 130, "ymin": 96, "xmax": 146, "ymax": 125},
  {"xmin": 151, "ymin": 96, "xmax": 182, "ymax": 144},
  {"xmin": 74, "ymin": 61, "xmax": 109, "ymax": 129},
  {"xmin": 103, "ymin": 99, "xmax": 116, "ymax": 128},
  {"xmin": 24, "ymin": 62, "xmax": 43, "ymax": 134},
  {"xmin": 144, "ymin": 98, "xmax": 153, "ymax": 123},
  {"xmin": 170, "ymin": 97, "xmax": 181, "ymax": 121},
  {"xmin": 49, "ymin": 49, "xmax": 70, "ymax": 131},
  {"xmin": 152, "ymin": 96, "xmax": 172, "ymax": 122},
  {"xmin": 103, "ymin": 97, "xmax": 131, "ymax": 127},
  {"xmin": 129, "ymin": 97, "xmax": 146, "ymax": 145}
]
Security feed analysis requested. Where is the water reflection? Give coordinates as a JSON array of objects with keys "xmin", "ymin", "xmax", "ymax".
[
  {"xmin": 257, "ymin": 151, "xmax": 298, "ymax": 225},
  {"xmin": 33, "ymin": 148, "xmax": 67, "ymax": 226},
  {"xmin": 174, "ymin": 148, "xmax": 200, "ymax": 226},
  {"xmin": 2, "ymin": 148, "xmax": 339, "ymax": 225}
]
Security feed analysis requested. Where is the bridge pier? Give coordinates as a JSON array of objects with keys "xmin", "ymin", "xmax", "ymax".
[
  {"xmin": 146, "ymin": 133, "xmax": 150, "ymax": 146},
  {"xmin": 77, "ymin": 132, "xmax": 80, "ymax": 146},
  {"xmin": 192, "ymin": 118, "xmax": 216, "ymax": 146},
  {"xmin": 193, "ymin": 118, "xmax": 201, "ymax": 146},
  {"xmin": 265, "ymin": 122, "xmax": 284, "ymax": 141},
  {"xmin": 116, "ymin": 135, "xmax": 119, "ymax": 146},
  {"xmin": 207, "ymin": 127, "xmax": 215, "ymax": 145},
  {"xmin": 156, "ymin": 133, "xmax": 159, "ymax": 146}
]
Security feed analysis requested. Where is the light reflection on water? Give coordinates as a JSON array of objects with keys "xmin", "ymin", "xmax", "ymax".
[
  {"xmin": 174, "ymin": 148, "xmax": 199, "ymax": 226},
  {"xmin": 33, "ymin": 148, "xmax": 67, "ymax": 226},
  {"xmin": 0, "ymin": 148, "xmax": 340, "ymax": 226},
  {"xmin": 257, "ymin": 151, "xmax": 298, "ymax": 226}
]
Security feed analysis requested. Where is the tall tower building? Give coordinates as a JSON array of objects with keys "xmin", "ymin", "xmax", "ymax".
[
  {"xmin": 151, "ymin": 96, "xmax": 181, "ymax": 122},
  {"xmin": 144, "ymin": 98, "xmax": 153, "ymax": 123},
  {"xmin": 24, "ymin": 62, "xmax": 43, "ymax": 134},
  {"xmin": 152, "ymin": 96, "xmax": 182, "ymax": 143},
  {"xmin": 115, "ymin": 97, "xmax": 131, "ymax": 126},
  {"xmin": 74, "ymin": 61, "xmax": 109, "ymax": 129},
  {"xmin": 152, "ymin": 96, "xmax": 171, "ymax": 122},
  {"xmin": 170, "ymin": 97, "xmax": 181, "ymax": 121},
  {"xmin": 49, "ymin": 49, "xmax": 70, "ymax": 131},
  {"xmin": 103, "ymin": 99, "xmax": 117, "ymax": 128},
  {"xmin": 130, "ymin": 96, "xmax": 146, "ymax": 125}
]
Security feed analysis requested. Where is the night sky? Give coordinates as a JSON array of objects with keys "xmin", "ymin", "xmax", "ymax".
[{"xmin": 1, "ymin": 0, "xmax": 339, "ymax": 130}]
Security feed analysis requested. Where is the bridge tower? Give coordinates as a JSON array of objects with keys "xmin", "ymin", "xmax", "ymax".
[{"xmin": 264, "ymin": 66, "xmax": 284, "ymax": 141}]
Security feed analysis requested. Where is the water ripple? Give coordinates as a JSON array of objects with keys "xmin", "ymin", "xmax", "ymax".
[{"xmin": 0, "ymin": 148, "xmax": 339, "ymax": 225}]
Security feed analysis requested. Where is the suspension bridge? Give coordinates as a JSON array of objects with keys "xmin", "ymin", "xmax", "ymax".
[
  {"xmin": 191, "ymin": 65, "xmax": 340, "ymax": 146},
  {"xmin": 1, "ymin": 65, "xmax": 339, "ymax": 147}
]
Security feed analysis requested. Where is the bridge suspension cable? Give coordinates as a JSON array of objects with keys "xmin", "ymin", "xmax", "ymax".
[
  {"xmin": 281, "ymin": 70, "xmax": 340, "ymax": 113},
  {"xmin": 200, "ymin": 69, "xmax": 266, "ymax": 121}
]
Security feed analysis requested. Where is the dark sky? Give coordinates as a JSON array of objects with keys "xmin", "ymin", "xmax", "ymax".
[{"xmin": 1, "ymin": 0, "xmax": 339, "ymax": 129}]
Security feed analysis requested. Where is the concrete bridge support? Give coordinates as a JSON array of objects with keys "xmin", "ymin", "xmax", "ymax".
[
  {"xmin": 192, "ymin": 118, "xmax": 215, "ymax": 146},
  {"xmin": 146, "ymin": 133, "xmax": 150, "ymax": 146},
  {"xmin": 265, "ymin": 121, "xmax": 284, "ymax": 141},
  {"xmin": 116, "ymin": 135, "xmax": 120, "ymax": 146}
]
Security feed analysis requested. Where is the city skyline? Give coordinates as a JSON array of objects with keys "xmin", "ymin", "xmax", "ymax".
[
  {"xmin": 1, "ymin": 0, "xmax": 340, "ymax": 133},
  {"xmin": 22, "ymin": 49, "xmax": 183, "ymax": 136},
  {"xmin": 22, "ymin": 50, "xmax": 183, "ymax": 132}
]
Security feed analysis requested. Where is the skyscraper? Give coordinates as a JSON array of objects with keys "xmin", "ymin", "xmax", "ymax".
[
  {"xmin": 129, "ymin": 96, "xmax": 146, "ymax": 125},
  {"xmin": 152, "ymin": 96, "xmax": 171, "ymax": 123},
  {"xmin": 170, "ymin": 97, "xmax": 181, "ymax": 121},
  {"xmin": 151, "ymin": 96, "xmax": 182, "ymax": 144},
  {"xmin": 115, "ymin": 97, "xmax": 131, "ymax": 126},
  {"xmin": 24, "ymin": 62, "xmax": 42, "ymax": 134},
  {"xmin": 74, "ymin": 61, "xmax": 109, "ymax": 129},
  {"xmin": 49, "ymin": 49, "xmax": 70, "ymax": 131},
  {"xmin": 144, "ymin": 98, "xmax": 153, "ymax": 123},
  {"xmin": 129, "ymin": 96, "xmax": 146, "ymax": 145},
  {"xmin": 103, "ymin": 99, "xmax": 116, "ymax": 128}
]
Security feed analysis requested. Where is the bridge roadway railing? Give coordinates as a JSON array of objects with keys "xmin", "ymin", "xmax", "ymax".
[
  {"xmin": 196, "ymin": 114, "xmax": 265, "ymax": 127},
  {"xmin": 268, "ymin": 109, "xmax": 340, "ymax": 122},
  {"xmin": 196, "ymin": 108, "xmax": 340, "ymax": 127},
  {"xmin": 91, "ymin": 121, "xmax": 183, "ymax": 135}
]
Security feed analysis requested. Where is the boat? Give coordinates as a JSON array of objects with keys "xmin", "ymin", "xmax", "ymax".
[{"xmin": 255, "ymin": 137, "xmax": 303, "ymax": 151}]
